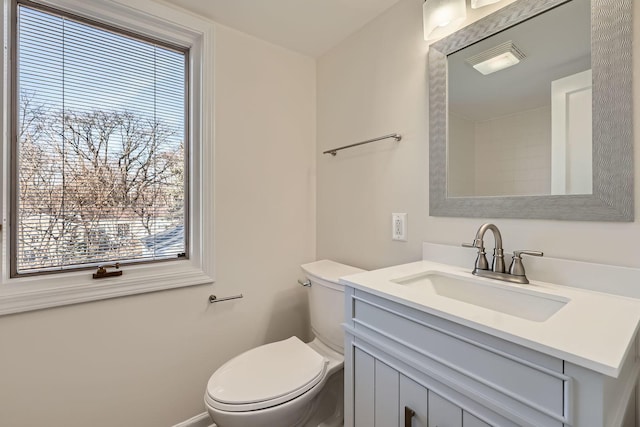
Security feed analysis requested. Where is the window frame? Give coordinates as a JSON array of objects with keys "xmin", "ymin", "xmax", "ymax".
[
  {"xmin": 11, "ymin": 0, "xmax": 192, "ymax": 277},
  {"xmin": 0, "ymin": 0, "xmax": 215, "ymax": 315}
]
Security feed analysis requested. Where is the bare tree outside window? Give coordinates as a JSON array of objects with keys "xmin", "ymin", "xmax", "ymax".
[{"xmin": 18, "ymin": 96, "xmax": 185, "ymax": 270}]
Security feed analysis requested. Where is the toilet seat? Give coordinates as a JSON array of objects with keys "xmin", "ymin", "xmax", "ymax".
[{"xmin": 205, "ymin": 337, "xmax": 328, "ymax": 412}]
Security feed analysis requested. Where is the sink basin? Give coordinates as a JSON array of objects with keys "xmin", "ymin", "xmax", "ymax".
[{"xmin": 391, "ymin": 271, "xmax": 569, "ymax": 322}]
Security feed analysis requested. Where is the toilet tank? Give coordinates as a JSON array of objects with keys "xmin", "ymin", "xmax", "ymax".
[{"xmin": 301, "ymin": 260, "xmax": 365, "ymax": 353}]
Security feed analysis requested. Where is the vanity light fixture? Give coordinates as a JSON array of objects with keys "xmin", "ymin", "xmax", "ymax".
[
  {"xmin": 465, "ymin": 41, "xmax": 525, "ymax": 75},
  {"xmin": 423, "ymin": 0, "xmax": 466, "ymax": 41},
  {"xmin": 471, "ymin": 0, "xmax": 503, "ymax": 8}
]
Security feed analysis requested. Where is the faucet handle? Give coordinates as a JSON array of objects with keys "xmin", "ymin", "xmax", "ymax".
[
  {"xmin": 509, "ymin": 250, "xmax": 544, "ymax": 278},
  {"xmin": 462, "ymin": 241, "xmax": 489, "ymax": 271},
  {"xmin": 513, "ymin": 250, "xmax": 543, "ymax": 258}
]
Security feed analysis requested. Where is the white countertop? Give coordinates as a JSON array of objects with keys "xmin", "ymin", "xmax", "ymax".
[{"xmin": 340, "ymin": 260, "xmax": 640, "ymax": 378}]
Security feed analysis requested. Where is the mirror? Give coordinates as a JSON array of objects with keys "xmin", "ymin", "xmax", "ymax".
[{"xmin": 429, "ymin": 0, "xmax": 633, "ymax": 221}]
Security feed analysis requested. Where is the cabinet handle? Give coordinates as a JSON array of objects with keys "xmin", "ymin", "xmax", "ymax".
[{"xmin": 404, "ymin": 406, "xmax": 416, "ymax": 427}]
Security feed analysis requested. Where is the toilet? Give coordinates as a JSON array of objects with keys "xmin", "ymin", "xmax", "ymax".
[{"xmin": 204, "ymin": 260, "xmax": 364, "ymax": 427}]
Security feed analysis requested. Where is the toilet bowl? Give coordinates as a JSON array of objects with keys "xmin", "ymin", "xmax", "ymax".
[{"xmin": 204, "ymin": 260, "xmax": 364, "ymax": 427}]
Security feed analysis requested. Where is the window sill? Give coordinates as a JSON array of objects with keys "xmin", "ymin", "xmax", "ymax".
[{"xmin": 0, "ymin": 261, "xmax": 213, "ymax": 315}]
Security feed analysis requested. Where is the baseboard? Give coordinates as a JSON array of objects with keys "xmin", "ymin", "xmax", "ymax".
[{"xmin": 172, "ymin": 412, "xmax": 213, "ymax": 427}]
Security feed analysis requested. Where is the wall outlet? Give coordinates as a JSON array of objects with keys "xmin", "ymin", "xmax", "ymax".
[{"xmin": 391, "ymin": 213, "xmax": 407, "ymax": 241}]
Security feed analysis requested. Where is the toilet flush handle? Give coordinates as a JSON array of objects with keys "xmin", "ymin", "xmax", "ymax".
[{"xmin": 297, "ymin": 279, "xmax": 311, "ymax": 287}]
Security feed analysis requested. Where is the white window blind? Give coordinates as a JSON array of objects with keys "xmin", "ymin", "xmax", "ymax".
[{"xmin": 14, "ymin": 0, "xmax": 188, "ymax": 276}]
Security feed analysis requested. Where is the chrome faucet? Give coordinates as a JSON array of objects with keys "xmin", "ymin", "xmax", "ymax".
[
  {"xmin": 463, "ymin": 223, "xmax": 505, "ymax": 274},
  {"xmin": 463, "ymin": 223, "xmax": 543, "ymax": 284}
]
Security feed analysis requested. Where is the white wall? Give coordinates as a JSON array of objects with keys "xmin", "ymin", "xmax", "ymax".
[
  {"xmin": 316, "ymin": 0, "xmax": 429, "ymax": 269},
  {"xmin": 448, "ymin": 112, "xmax": 476, "ymax": 197},
  {"xmin": 0, "ymin": 21, "xmax": 316, "ymax": 427},
  {"xmin": 317, "ymin": 0, "xmax": 640, "ymax": 270},
  {"xmin": 474, "ymin": 106, "xmax": 551, "ymax": 196},
  {"xmin": 449, "ymin": 106, "xmax": 551, "ymax": 197}
]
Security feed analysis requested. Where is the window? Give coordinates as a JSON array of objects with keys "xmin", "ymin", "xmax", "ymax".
[
  {"xmin": 13, "ymin": 0, "xmax": 188, "ymax": 276},
  {"xmin": 0, "ymin": 0, "xmax": 214, "ymax": 315}
]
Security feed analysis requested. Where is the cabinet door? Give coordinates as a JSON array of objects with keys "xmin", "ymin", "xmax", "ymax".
[
  {"xmin": 353, "ymin": 348, "xmax": 375, "ymax": 427},
  {"xmin": 400, "ymin": 375, "xmax": 428, "ymax": 427},
  {"xmin": 375, "ymin": 360, "xmax": 400, "ymax": 426},
  {"xmin": 463, "ymin": 411, "xmax": 491, "ymax": 427},
  {"xmin": 428, "ymin": 391, "xmax": 462, "ymax": 427}
]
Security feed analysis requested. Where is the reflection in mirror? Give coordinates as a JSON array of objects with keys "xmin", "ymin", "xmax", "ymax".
[{"xmin": 447, "ymin": 0, "xmax": 591, "ymax": 197}]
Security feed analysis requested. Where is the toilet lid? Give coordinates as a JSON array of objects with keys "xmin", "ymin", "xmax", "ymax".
[{"xmin": 206, "ymin": 337, "xmax": 327, "ymax": 411}]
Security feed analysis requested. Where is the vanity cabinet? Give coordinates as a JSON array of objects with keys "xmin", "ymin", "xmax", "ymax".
[
  {"xmin": 343, "ymin": 287, "xmax": 638, "ymax": 427},
  {"xmin": 354, "ymin": 346, "xmax": 468, "ymax": 427},
  {"xmin": 463, "ymin": 412, "xmax": 491, "ymax": 427}
]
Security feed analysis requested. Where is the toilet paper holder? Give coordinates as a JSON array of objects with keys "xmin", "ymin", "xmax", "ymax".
[{"xmin": 209, "ymin": 294, "xmax": 243, "ymax": 304}]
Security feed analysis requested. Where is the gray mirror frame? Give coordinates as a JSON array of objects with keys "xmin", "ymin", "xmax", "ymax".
[{"xmin": 429, "ymin": 0, "xmax": 633, "ymax": 221}]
